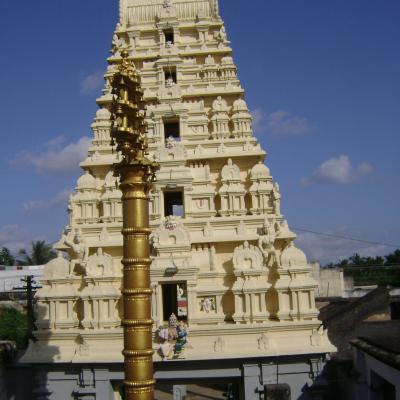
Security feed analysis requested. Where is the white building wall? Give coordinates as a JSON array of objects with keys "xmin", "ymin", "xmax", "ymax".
[{"xmin": 0, "ymin": 266, "xmax": 44, "ymax": 293}]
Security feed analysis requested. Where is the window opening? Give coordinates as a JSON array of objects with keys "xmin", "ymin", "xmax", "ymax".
[
  {"xmin": 162, "ymin": 283, "xmax": 187, "ymax": 322},
  {"xmin": 164, "ymin": 29, "xmax": 174, "ymax": 45},
  {"xmin": 164, "ymin": 68, "xmax": 177, "ymax": 85},
  {"xmin": 164, "ymin": 119, "xmax": 180, "ymax": 140},
  {"xmin": 164, "ymin": 190, "xmax": 184, "ymax": 217}
]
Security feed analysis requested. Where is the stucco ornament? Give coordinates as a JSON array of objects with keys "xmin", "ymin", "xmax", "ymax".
[
  {"xmin": 166, "ymin": 135, "xmax": 177, "ymax": 149},
  {"xmin": 111, "ymin": 33, "xmax": 127, "ymax": 56},
  {"xmin": 43, "ymin": 253, "xmax": 70, "ymax": 279},
  {"xmin": 165, "ymin": 216, "xmax": 179, "ymax": 231},
  {"xmin": 258, "ymin": 333, "xmax": 270, "ymax": 351},
  {"xmin": 280, "ymin": 242, "xmax": 307, "ymax": 267},
  {"xmin": 159, "ymin": 0, "xmax": 177, "ymax": 19},
  {"xmin": 273, "ymin": 182, "xmax": 282, "ymax": 216},
  {"xmin": 214, "ymin": 336, "xmax": 226, "ymax": 353},
  {"xmin": 85, "ymin": 248, "xmax": 114, "ymax": 277},
  {"xmin": 221, "ymin": 158, "xmax": 240, "ymax": 180},
  {"xmin": 258, "ymin": 221, "xmax": 279, "ymax": 267},
  {"xmin": 232, "ymin": 97, "xmax": 248, "ymax": 112},
  {"xmin": 214, "ymin": 26, "xmax": 227, "ymax": 43},
  {"xmin": 233, "ymin": 241, "xmax": 264, "ymax": 272},
  {"xmin": 212, "ymin": 95, "xmax": 228, "ymax": 112},
  {"xmin": 200, "ymin": 297, "xmax": 216, "ymax": 313}
]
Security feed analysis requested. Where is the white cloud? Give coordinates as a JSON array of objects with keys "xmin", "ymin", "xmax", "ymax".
[
  {"xmin": 22, "ymin": 201, "xmax": 43, "ymax": 213},
  {"xmin": 11, "ymin": 136, "xmax": 91, "ymax": 175},
  {"xmin": 0, "ymin": 225, "xmax": 27, "ymax": 252},
  {"xmin": 22, "ymin": 189, "xmax": 73, "ymax": 214},
  {"xmin": 301, "ymin": 155, "xmax": 373, "ymax": 186},
  {"xmin": 45, "ymin": 135, "xmax": 66, "ymax": 149},
  {"xmin": 295, "ymin": 229, "xmax": 392, "ymax": 265},
  {"xmin": 80, "ymin": 71, "xmax": 104, "ymax": 96},
  {"xmin": 251, "ymin": 108, "xmax": 312, "ymax": 136},
  {"xmin": 48, "ymin": 189, "xmax": 73, "ymax": 207},
  {"xmin": 251, "ymin": 108, "xmax": 267, "ymax": 133}
]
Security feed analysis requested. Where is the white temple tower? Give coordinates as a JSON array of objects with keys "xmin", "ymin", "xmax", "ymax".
[{"xmin": 21, "ymin": 1, "xmax": 335, "ymax": 398}]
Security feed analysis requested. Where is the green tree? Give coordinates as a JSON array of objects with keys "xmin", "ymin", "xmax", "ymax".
[
  {"xmin": 18, "ymin": 240, "xmax": 57, "ymax": 265},
  {"xmin": 385, "ymin": 249, "xmax": 400, "ymax": 265},
  {"xmin": 0, "ymin": 308, "xmax": 28, "ymax": 349},
  {"xmin": 0, "ymin": 247, "xmax": 15, "ymax": 266}
]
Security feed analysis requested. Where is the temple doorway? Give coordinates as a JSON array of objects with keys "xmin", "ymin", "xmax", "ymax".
[{"xmin": 162, "ymin": 282, "xmax": 188, "ymax": 323}]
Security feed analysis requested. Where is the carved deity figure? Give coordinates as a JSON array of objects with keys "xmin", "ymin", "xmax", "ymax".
[
  {"xmin": 232, "ymin": 241, "xmax": 263, "ymax": 272},
  {"xmin": 173, "ymin": 322, "xmax": 188, "ymax": 357},
  {"xmin": 165, "ymin": 76, "xmax": 175, "ymax": 88},
  {"xmin": 214, "ymin": 26, "xmax": 227, "ymax": 43},
  {"xmin": 205, "ymin": 54, "xmax": 215, "ymax": 65},
  {"xmin": 212, "ymin": 95, "xmax": 228, "ymax": 112},
  {"xmin": 164, "ymin": 0, "xmax": 173, "ymax": 8},
  {"xmin": 111, "ymin": 33, "xmax": 126, "ymax": 56},
  {"xmin": 201, "ymin": 297, "xmax": 215, "ymax": 313},
  {"xmin": 273, "ymin": 182, "xmax": 281, "ymax": 216},
  {"xmin": 67, "ymin": 195, "xmax": 73, "ymax": 225},
  {"xmin": 160, "ymin": 0, "xmax": 177, "ymax": 19},
  {"xmin": 63, "ymin": 230, "xmax": 89, "ymax": 275},
  {"xmin": 166, "ymin": 135, "xmax": 177, "ymax": 149},
  {"xmin": 258, "ymin": 222, "xmax": 279, "ymax": 267},
  {"xmin": 168, "ymin": 313, "xmax": 178, "ymax": 340},
  {"xmin": 221, "ymin": 158, "xmax": 240, "ymax": 181}
]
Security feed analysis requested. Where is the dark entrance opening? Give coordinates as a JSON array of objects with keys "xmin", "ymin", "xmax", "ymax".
[
  {"xmin": 164, "ymin": 29, "xmax": 174, "ymax": 44},
  {"xmin": 162, "ymin": 284, "xmax": 178, "ymax": 322},
  {"xmin": 164, "ymin": 120, "xmax": 180, "ymax": 140},
  {"xmin": 162, "ymin": 283, "xmax": 188, "ymax": 322},
  {"xmin": 164, "ymin": 68, "xmax": 177, "ymax": 84},
  {"xmin": 164, "ymin": 190, "xmax": 184, "ymax": 217}
]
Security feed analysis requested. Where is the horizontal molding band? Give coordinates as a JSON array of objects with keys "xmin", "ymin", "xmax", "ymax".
[
  {"xmin": 122, "ymin": 227, "xmax": 152, "ymax": 234},
  {"xmin": 122, "ymin": 194, "xmax": 149, "ymax": 200},
  {"xmin": 124, "ymin": 379, "xmax": 156, "ymax": 388},
  {"xmin": 122, "ymin": 319, "xmax": 153, "ymax": 326},
  {"xmin": 122, "ymin": 258, "xmax": 151, "ymax": 265},
  {"xmin": 122, "ymin": 288, "xmax": 153, "ymax": 295},
  {"xmin": 122, "ymin": 349, "xmax": 154, "ymax": 357}
]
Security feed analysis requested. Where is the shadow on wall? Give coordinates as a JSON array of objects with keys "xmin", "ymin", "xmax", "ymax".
[
  {"xmin": 298, "ymin": 358, "xmax": 355, "ymax": 400},
  {"xmin": 319, "ymin": 287, "xmax": 391, "ymax": 358}
]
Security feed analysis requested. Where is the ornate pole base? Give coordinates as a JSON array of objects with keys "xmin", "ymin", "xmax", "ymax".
[{"xmin": 120, "ymin": 168, "xmax": 155, "ymax": 400}]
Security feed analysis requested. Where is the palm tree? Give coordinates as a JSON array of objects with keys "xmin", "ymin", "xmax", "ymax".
[
  {"xmin": 0, "ymin": 247, "xmax": 15, "ymax": 266},
  {"xmin": 18, "ymin": 241, "xmax": 57, "ymax": 266}
]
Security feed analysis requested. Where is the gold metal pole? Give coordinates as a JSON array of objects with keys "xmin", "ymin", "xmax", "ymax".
[{"xmin": 110, "ymin": 50, "xmax": 159, "ymax": 400}]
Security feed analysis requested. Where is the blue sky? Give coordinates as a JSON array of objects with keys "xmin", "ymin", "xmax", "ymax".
[{"xmin": 0, "ymin": 0, "xmax": 399, "ymax": 264}]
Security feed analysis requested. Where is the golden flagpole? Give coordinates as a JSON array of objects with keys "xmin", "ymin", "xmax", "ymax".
[{"xmin": 110, "ymin": 49, "xmax": 159, "ymax": 400}]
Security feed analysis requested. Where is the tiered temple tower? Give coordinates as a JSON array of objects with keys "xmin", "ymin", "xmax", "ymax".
[{"xmin": 22, "ymin": 1, "xmax": 334, "ymax": 398}]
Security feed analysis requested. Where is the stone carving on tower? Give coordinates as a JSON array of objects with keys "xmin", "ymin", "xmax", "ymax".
[
  {"xmin": 24, "ymin": 0, "xmax": 334, "ymax": 365},
  {"xmin": 218, "ymin": 159, "xmax": 246, "ymax": 216}
]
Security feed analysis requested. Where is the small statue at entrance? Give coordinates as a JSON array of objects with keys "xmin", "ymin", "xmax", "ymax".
[
  {"xmin": 168, "ymin": 313, "xmax": 178, "ymax": 340},
  {"xmin": 156, "ymin": 316, "xmax": 189, "ymax": 360},
  {"xmin": 157, "ymin": 326, "xmax": 173, "ymax": 360},
  {"xmin": 173, "ymin": 322, "xmax": 188, "ymax": 358}
]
